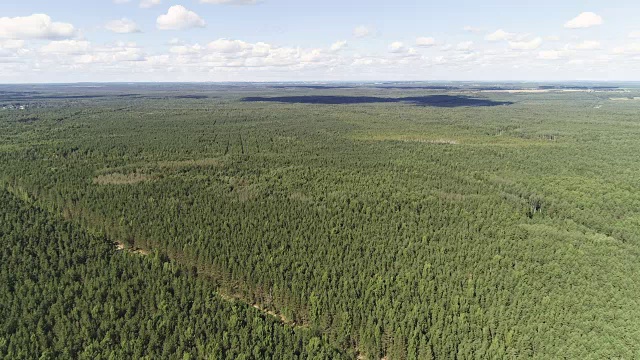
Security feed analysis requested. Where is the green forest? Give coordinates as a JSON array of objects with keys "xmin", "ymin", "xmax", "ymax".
[{"xmin": 2, "ymin": 83, "xmax": 640, "ymax": 359}]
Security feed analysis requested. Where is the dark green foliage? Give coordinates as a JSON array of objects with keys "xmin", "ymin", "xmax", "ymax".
[
  {"xmin": 2, "ymin": 84, "xmax": 640, "ymax": 358},
  {"xmin": 0, "ymin": 189, "xmax": 345, "ymax": 359}
]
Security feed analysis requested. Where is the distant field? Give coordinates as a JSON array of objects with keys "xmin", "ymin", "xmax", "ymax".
[{"xmin": 2, "ymin": 82, "xmax": 640, "ymax": 359}]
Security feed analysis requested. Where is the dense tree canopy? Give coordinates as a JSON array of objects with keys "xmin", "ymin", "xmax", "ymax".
[
  {"xmin": 2, "ymin": 84, "xmax": 640, "ymax": 358},
  {"xmin": 0, "ymin": 188, "xmax": 346, "ymax": 359}
]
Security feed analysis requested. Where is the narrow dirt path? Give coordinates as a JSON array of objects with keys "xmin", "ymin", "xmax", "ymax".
[{"xmin": 114, "ymin": 240, "xmax": 301, "ymax": 328}]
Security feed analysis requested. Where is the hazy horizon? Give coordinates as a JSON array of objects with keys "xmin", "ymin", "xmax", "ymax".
[
  {"xmin": 3, "ymin": 80, "xmax": 640, "ymax": 86},
  {"xmin": 2, "ymin": 1, "xmax": 640, "ymax": 82}
]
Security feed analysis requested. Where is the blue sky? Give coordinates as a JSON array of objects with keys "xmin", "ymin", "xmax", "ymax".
[{"xmin": 1, "ymin": 0, "xmax": 639, "ymax": 82}]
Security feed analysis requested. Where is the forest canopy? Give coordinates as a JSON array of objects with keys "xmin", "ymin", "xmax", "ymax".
[{"xmin": 2, "ymin": 83, "xmax": 640, "ymax": 359}]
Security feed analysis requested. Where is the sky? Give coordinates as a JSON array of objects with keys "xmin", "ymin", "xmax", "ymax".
[{"xmin": 1, "ymin": 0, "xmax": 639, "ymax": 83}]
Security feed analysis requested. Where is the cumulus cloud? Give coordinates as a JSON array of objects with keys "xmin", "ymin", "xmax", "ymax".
[
  {"xmin": 389, "ymin": 41, "xmax": 405, "ymax": 53},
  {"xmin": 385, "ymin": 42, "xmax": 417, "ymax": 58},
  {"xmin": 456, "ymin": 41, "xmax": 473, "ymax": 51},
  {"xmin": 4, "ymin": 10, "xmax": 636, "ymax": 82},
  {"xmin": 33, "ymin": 40, "xmax": 145, "ymax": 68},
  {"xmin": 573, "ymin": 40, "xmax": 601, "ymax": 50},
  {"xmin": 351, "ymin": 57, "xmax": 391, "ymax": 67},
  {"xmin": 564, "ymin": 12, "xmax": 603, "ymax": 29},
  {"xmin": 208, "ymin": 39, "xmax": 251, "ymax": 53},
  {"xmin": 75, "ymin": 42, "xmax": 145, "ymax": 64},
  {"xmin": 485, "ymin": 29, "xmax": 515, "ymax": 41},
  {"xmin": 613, "ymin": 43, "xmax": 640, "ymax": 55},
  {"xmin": 40, "ymin": 40, "xmax": 91, "ymax": 54},
  {"xmin": 353, "ymin": 26, "xmax": 373, "ymax": 38},
  {"xmin": 330, "ymin": 40, "xmax": 347, "ymax": 52},
  {"xmin": 170, "ymin": 43, "xmax": 203, "ymax": 54},
  {"xmin": 157, "ymin": 5, "xmax": 206, "ymax": 30},
  {"xmin": 140, "ymin": 0, "xmax": 162, "ymax": 8},
  {"xmin": 0, "ymin": 39, "xmax": 24, "ymax": 49},
  {"xmin": 509, "ymin": 37, "xmax": 542, "ymax": 50},
  {"xmin": 462, "ymin": 25, "xmax": 482, "ymax": 33},
  {"xmin": 105, "ymin": 19, "xmax": 141, "ymax": 33},
  {"xmin": 415, "ymin": 37, "xmax": 436, "ymax": 47},
  {"xmin": 537, "ymin": 48, "xmax": 576, "ymax": 60},
  {"xmin": 159, "ymin": 38, "xmax": 348, "ymax": 69},
  {"xmin": 0, "ymin": 14, "xmax": 75, "ymax": 39},
  {"xmin": 537, "ymin": 50, "xmax": 561, "ymax": 60}
]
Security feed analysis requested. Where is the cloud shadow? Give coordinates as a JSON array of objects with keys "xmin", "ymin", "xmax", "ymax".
[{"xmin": 242, "ymin": 95, "xmax": 512, "ymax": 107}]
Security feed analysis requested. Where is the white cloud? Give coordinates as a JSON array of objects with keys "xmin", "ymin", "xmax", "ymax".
[
  {"xmin": 629, "ymin": 31, "xmax": 640, "ymax": 39},
  {"xmin": 0, "ymin": 14, "xmax": 75, "ymax": 39},
  {"xmin": 546, "ymin": 35, "xmax": 561, "ymax": 41},
  {"xmin": 456, "ymin": 41, "xmax": 473, "ymax": 51},
  {"xmin": 299, "ymin": 49, "xmax": 327, "ymax": 63},
  {"xmin": 200, "ymin": 0, "xmax": 259, "ymax": 4},
  {"xmin": 105, "ymin": 19, "xmax": 141, "ymax": 33},
  {"xmin": 0, "ymin": 39, "xmax": 24, "ymax": 49},
  {"xmin": 40, "ymin": 40, "xmax": 91, "ymax": 54},
  {"xmin": 157, "ymin": 5, "xmax": 206, "ymax": 30},
  {"xmin": 353, "ymin": 26, "xmax": 373, "ymax": 38},
  {"xmin": 486, "ymin": 29, "xmax": 515, "ymax": 41},
  {"xmin": 351, "ymin": 58, "xmax": 375, "ymax": 66},
  {"xmin": 564, "ymin": 59, "xmax": 585, "ymax": 66},
  {"xmin": 387, "ymin": 42, "xmax": 418, "ymax": 57},
  {"xmin": 463, "ymin": 25, "xmax": 482, "ymax": 33},
  {"xmin": 613, "ymin": 43, "xmax": 640, "ymax": 55},
  {"xmin": 140, "ymin": 0, "xmax": 161, "ymax": 8},
  {"xmin": 208, "ymin": 39, "xmax": 251, "ymax": 53},
  {"xmin": 249, "ymin": 42, "xmax": 272, "ymax": 57},
  {"xmin": 156, "ymin": 38, "xmax": 347, "ymax": 69},
  {"xmin": 4, "ymin": 11, "xmax": 639, "ymax": 83},
  {"xmin": 248, "ymin": 46, "xmax": 301, "ymax": 66},
  {"xmin": 538, "ymin": 50, "xmax": 562, "ymax": 60},
  {"xmin": 330, "ymin": 40, "xmax": 347, "ymax": 52},
  {"xmin": 415, "ymin": 37, "xmax": 436, "ymax": 47},
  {"xmin": 573, "ymin": 40, "xmax": 601, "ymax": 50},
  {"xmin": 509, "ymin": 37, "xmax": 542, "ymax": 50},
  {"xmin": 170, "ymin": 44, "xmax": 203, "ymax": 54},
  {"xmin": 35, "ymin": 41, "xmax": 145, "ymax": 70},
  {"xmin": 537, "ymin": 51, "xmax": 559, "ymax": 60},
  {"xmin": 389, "ymin": 41, "xmax": 405, "ymax": 53},
  {"xmin": 564, "ymin": 12, "xmax": 603, "ymax": 29},
  {"xmin": 74, "ymin": 42, "xmax": 145, "ymax": 64}
]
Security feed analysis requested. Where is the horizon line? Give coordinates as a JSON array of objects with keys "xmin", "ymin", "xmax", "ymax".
[{"xmin": 2, "ymin": 80, "xmax": 640, "ymax": 86}]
